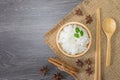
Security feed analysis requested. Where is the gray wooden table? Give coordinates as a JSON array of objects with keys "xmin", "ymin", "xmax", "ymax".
[{"xmin": 0, "ymin": 0, "xmax": 82, "ymax": 80}]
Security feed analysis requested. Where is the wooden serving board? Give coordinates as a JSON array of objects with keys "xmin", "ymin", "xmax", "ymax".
[{"xmin": 45, "ymin": 0, "xmax": 120, "ymax": 80}]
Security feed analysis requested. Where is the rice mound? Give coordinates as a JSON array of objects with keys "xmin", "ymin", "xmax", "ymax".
[{"xmin": 58, "ymin": 24, "xmax": 90, "ymax": 55}]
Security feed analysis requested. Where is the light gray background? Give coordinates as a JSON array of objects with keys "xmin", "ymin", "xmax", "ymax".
[{"xmin": 0, "ymin": 0, "xmax": 82, "ymax": 80}]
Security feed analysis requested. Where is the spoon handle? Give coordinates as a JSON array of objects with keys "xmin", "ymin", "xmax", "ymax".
[{"xmin": 106, "ymin": 38, "xmax": 111, "ymax": 67}]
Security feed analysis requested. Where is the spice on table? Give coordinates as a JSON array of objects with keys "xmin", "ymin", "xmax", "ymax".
[
  {"xmin": 76, "ymin": 59, "xmax": 84, "ymax": 68},
  {"xmin": 40, "ymin": 66, "xmax": 49, "ymax": 76},
  {"xmin": 85, "ymin": 66, "xmax": 93, "ymax": 76},
  {"xmin": 85, "ymin": 58, "xmax": 92, "ymax": 65},
  {"xmin": 75, "ymin": 8, "xmax": 83, "ymax": 16},
  {"xmin": 85, "ymin": 15, "xmax": 93, "ymax": 24},
  {"xmin": 52, "ymin": 72, "xmax": 64, "ymax": 80}
]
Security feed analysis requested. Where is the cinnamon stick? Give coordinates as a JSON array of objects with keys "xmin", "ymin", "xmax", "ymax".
[
  {"xmin": 48, "ymin": 57, "xmax": 79, "ymax": 75},
  {"xmin": 48, "ymin": 57, "xmax": 79, "ymax": 72}
]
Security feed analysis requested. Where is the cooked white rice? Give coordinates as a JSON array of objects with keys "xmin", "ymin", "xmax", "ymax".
[{"xmin": 58, "ymin": 24, "xmax": 90, "ymax": 55}]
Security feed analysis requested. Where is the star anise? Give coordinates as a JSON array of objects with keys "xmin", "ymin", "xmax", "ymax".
[
  {"xmin": 75, "ymin": 8, "xmax": 83, "ymax": 16},
  {"xmin": 52, "ymin": 72, "xmax": 64, "ymax": 80},
  {"xmin": 76, "ymin": 59, "xmax": 84, "ymax": 68},
  {"xmin": 85, "ymin": 58, "xmax": 92, "ymax": 65},
  {"xmin": 85, "ymin": 15, "xmax": 93, "ymax": 24},
  {"xmin": 85, "ymin": 66, "xmax": 93, "ymax": 76},
  {"xmin": 40, "ymin": 66, "xmax": 49, "ymax": 76}
]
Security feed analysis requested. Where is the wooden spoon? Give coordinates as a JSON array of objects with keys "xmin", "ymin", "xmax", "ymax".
[{"xmin": 102, "ymin": 18, "xmax": 116, "ymax": 67}]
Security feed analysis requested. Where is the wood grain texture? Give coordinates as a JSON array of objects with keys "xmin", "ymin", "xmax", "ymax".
[{"xmin": 0, "ymin": 0, "xmax": 82, "ymax": 80}]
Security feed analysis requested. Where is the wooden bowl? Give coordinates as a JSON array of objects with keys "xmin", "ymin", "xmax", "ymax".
[{"xmin": 56, "ymin": 22, "xmax": 92, "ymax": 57}]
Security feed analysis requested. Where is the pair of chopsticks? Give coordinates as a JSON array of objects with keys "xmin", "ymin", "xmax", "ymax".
[
  {"xmin": 48, "ymin": 57, "xmax": 79, "ymax": 80},
  {"xmin": 94, "ymin": 8, "xmax": 101, "ymax": 80}
]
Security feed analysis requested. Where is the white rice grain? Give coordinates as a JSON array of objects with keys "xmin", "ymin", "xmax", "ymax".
[{"xmin": 58, "ymin": 24, "xmax": 90, "ymax": 55}]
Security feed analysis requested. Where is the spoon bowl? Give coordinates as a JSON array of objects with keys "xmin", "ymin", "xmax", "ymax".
[
  {"xmin": 103, "ymin": 18, "xmax": 116, "ymax": 36},
  {"xmin": 102, "ymin": 18, "xmax": 116, "ymax": 67}
]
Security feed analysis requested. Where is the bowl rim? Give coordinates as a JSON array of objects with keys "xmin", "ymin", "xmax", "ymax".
[{"xmin": 56, "ymin": 22, "xmax": 92, "ymax": 58}]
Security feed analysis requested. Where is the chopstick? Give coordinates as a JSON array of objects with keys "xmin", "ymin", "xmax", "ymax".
[{"xmin": 94, "ymin": 8, "xmax": 101, "ymax": 80}]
